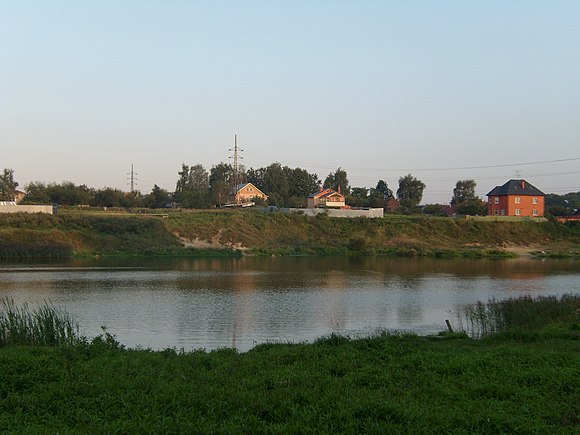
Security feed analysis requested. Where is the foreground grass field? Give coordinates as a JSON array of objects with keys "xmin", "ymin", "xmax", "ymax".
[{"xmin": 1, "ymin": 295, "xmax": 579, "ymax": 433}]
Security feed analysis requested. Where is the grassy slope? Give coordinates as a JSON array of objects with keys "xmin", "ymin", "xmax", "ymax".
[
  {"xmin": 0, "ymin": 333, "xmax": 578, "ymax": 433},
  {"xmin": 167, "ymin": 210, "xmax": 580, "ymax": 256},
  {"xmin": 1, "ymin": 209, "xmax": 579, "ymax": 257},
  {"xmin": 0, "ymin": 213, "xmax": 181, "ymax": 258}
]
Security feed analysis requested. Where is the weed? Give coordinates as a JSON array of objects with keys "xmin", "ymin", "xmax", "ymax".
[
  {"xmin": 460, "ymin": 294, "xmax": 580, "ymax": 338},
  {"xmin": 0, "ymin": 297, "xmax": 80, "ymax": 346}
]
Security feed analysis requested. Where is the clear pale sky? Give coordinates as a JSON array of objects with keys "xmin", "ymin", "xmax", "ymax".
[{"xmin": 2, "ymin": 1, "xmax": 579, "ymax": 203}]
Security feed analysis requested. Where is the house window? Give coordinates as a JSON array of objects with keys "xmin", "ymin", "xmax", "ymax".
[
  {"xmin": 494, "ymin": 197, "xmax": 499, "ymax": 204},
  {"xmin": 515, "ymin": 209, "xmax": 521, "ymax": 216},
  {"xmin": 533, "ymin": 209, "xmax": 538, "ymax": 216},
  {"xmin": 532, "ymin": 197, "xmax": 538, "ymax": 204},
  {"xmin": 515, "ymin": 197, "xmax": 521, "ymax": 204},
  {"xmin": 501, "ymin": 209, "xmax": 505, "ymax": 216},
  {"xmin": 494, "ymin": 209, "xmax": 499, "ymax": 216}
]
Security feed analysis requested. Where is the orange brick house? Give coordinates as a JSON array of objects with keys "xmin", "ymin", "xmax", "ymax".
[
  {"xmin": 486, "ymin": 179, "xmax": 545, "ymax": 217},
  {"xmin": 307, "ymin": 188, "xmax": 346, "ymax": 208},
  {"xmin": 231, "ymin": 182, "xmax": 268, "ymax": 204}
]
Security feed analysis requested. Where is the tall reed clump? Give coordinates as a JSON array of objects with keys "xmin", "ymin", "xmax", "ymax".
[
  {"xmin": 0, "ymin": 297, "xmax": 80, "ymax": 346},
  {"xmin": 461, "ymin": 294, "xmax": 580, "ymax": 338}
]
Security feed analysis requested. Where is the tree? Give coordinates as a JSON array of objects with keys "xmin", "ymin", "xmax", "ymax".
[
  {"xmin": 22, "ymin": 181, "xmax": 51, "ymax": 204},
  {"xmin": 397, "ymin": 174, "xmax": 426, "ymax": 209},
  {"xmin": 456, "ymin": 199, "xmax": 487, "ymax": 216},
  {"xmin": 144, "ymin": 185, "xmax": 171, "ymax": 208},
  {"xmin": 209, "ymin": 163, "xmax": 234, "ymax": 207},
  {"xmin": 24, "ymin": 181, "xmax": 94, "ymax": 205},
  {"xmin": 324, "ymin": 168, "xmax": 350, "ymax": 195},
  {"xmin": 350, "ymin": 187, "xmax": 369, "ymax": 207},
  {"xmin": 451, "ymin": 179, "xmax": 477, "ymax": 205},
  {"xmin": 263, "ymin": 163, "xmax": 289, "ymax": 206},
  {"xmin": 374, "ymin": 180, "xmax": 393, "ymax": 199},
  {"xmin": 367, "ymin": 179, "xmax": 393, "ymax": 208},
  {"xmin": 175, "ymin": 164, "xmax": 191, "ymax": 194},
  {"xmin": 175, "ymin": 164, "xmax": 210, "ymax": 208},
  {"xmin": 92, "ymin": 187, "xmax": 127, "ymax": 207},
  {"xmin": 246, "ymin": 165, "xmax": 319, "ymax": 207},
  {"xmin": 285, "ymin": 167, "xmax": 320, "ymax": 202},
  {"xmin": 545, "ymin": 192, "xmax": 580, "ymax": 216},
  {"xmin": 0, "ymin": 169, "xmax": 18, "ymax": 201},
  {"xmin": 423, "ymin": 204, "xmax": 446, "ymax": 216}
]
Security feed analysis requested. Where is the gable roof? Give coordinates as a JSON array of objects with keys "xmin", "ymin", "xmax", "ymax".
[
  {"xmin": 232, "ymin": 182, "xmax": 267, "ymax": 197},
  {"xmin": 233, "ymin": 182, "xmax": 251, "ymax": 192},
  {"xmin": 486, "ymin": 179, "xmax": 544, "ymax": 197},
  {"xmin": 308, "ymin": 188, "xmax": 344, "ymax": 199}
]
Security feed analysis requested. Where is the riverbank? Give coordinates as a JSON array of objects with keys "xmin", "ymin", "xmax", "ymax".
[
  {"xmin": 1, "ymin": 295, "xmax": 578, "ymax": 433},
  {"xmin": 1, "ymin": 209, "xmax": 579, "ymax": 258}
]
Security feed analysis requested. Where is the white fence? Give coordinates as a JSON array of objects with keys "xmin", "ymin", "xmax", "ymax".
[
  {"xmin": 272, "ymin": 208, "xmax": 384, "ymax": 218},
  {"xmin": 0, "ymin": 204, "xmax": 54, "ymax": 214}
]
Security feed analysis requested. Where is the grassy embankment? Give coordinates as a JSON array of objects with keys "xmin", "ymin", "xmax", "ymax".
[
  {"xmin": 1, "ymin": 209, "xmax": 579, "ymax": 258},
  {"xmin": 0, "ymin": 295, "xmax": 578, "ymax": 433}
]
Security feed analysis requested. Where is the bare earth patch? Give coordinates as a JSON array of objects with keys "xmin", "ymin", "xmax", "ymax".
[{"xmin": 176, "ymin": 231, "xmax": 249, "ymax": 252}]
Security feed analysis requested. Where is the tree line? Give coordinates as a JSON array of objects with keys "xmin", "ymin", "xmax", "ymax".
[
  {"xmin": 0, "ymin": 164, "xmax": 481, "ymax": 213},
  {"xmin": 4, "ymin": 165, "xmax": 576, "ymax": 216}
]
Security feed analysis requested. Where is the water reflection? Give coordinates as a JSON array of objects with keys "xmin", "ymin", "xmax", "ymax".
[{"xmin": 0, "ymin": 257, "xmax": 579, "ymax": 351}]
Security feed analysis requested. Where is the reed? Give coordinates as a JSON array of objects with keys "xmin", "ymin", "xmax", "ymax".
[
  {"xmin": 460, "ymin": 294, "xmax": 580, "ymax": 338},
  {"xmin": 0, "ymin": 297, "xmax": 80, "ymax": 346}
]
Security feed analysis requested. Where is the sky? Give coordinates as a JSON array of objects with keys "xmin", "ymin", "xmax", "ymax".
[{"xmin": 2, "ymin": 1, "xmax": 579, "ymax": 203}]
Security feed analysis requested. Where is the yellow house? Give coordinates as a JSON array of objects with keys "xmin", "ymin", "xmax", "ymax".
[
  {"xmin": 307, "ymin": 188, "xmax": 346, "ymax": 208},
  {"xmin": 231, "ymin": 183, "xmax": 268, "ymax": 204}
]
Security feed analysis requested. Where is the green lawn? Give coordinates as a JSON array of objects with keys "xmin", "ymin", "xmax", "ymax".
[
  {"xmin": 0, "ymin": 331, "xmax": 578, "ymax": 433},
  {"xmin": 1, "ymin": 295, "xmax": 579, "ymax": 432}
]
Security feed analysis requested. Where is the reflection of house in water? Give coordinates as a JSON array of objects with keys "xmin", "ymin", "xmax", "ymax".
[
  {"xmin": 295, "ymin": 269, "xmax": 351, "ymax": 331},
  {"xmin": 393, "ymin": 277, "xmax": 424, "ymax": 327}
]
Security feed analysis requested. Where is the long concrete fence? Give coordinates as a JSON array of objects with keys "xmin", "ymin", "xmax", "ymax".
[
  {"xmin": 0, "ymin": 203, "xmax": 55, "ymax": 214},
  {"xmin": 267, "ymin": 207, "xmax": 384, "ymax": 218}
]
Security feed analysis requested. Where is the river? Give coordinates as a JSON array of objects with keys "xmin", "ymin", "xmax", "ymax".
[{"xmin": 1, "ymin": 256, "xmax": 579, "ymax": 351}]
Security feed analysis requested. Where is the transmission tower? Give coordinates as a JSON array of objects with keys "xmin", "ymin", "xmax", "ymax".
[
  {"xmin": 229, "ymin": 134, "xmax": 243, "ymax": 189},
  {"xmin": 127, "ymin": 164, "xmax": 138, "ymax": 193}
]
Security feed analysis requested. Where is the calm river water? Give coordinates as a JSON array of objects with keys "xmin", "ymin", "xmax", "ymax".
[{"xmin": 1, "ymin": 256, "xmax": 579, "ymax": 351}]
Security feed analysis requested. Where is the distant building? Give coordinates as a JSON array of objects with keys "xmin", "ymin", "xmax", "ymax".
[
  {"xmin": 385, "ymin": 197, "xmax": 400, "ymax": 212},
  {"xmin": 14, "ymin": 190, "xmax": 26, "ymax": 204},
  {"xmin": 486, "ymin": 179, "xmax": 545, "ymax": 217},
  {"xmin": 556, "ymin": 209, "xmax": 580, "ymax": 223},
  {"xmin": 230, "ymin": 183, "xmax": 268, "ymax": 204},
  {"xmin": 307, "ymin": 188, "xmax": 346, "ymax": 209}
]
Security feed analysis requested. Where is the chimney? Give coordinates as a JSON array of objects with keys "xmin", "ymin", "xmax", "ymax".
[
  {"xmin": 338, "ymin": 185, "xmax": 342, "ymax": 195},
  {"xmin": 521, "ymin": 180, "xmax": 525, "ymax": 189}
]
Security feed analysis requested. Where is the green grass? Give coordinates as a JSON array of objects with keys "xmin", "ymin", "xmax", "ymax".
[
  {"xmin": 0, "ymin": 295, "xmax": 578, "ymax": 432},
  {"xmin": 1, "ymin": 209, "xmax": 580, "ymax": 258},
  {"xmin": 460, "ymin": 293, "xmax": 580, "ymax": 339},
  {"xmin": 0, "ymin": 298, "xmax": 80, "ymax": 346}
]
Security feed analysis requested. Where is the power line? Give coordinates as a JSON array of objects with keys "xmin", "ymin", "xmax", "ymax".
[
  {"xmin": 242, "ymin": 151, "xmax": 580, "ymax": 173},
  {"xmin": 403, "ymin": 157, "xmax": 580, "ymax": 172}
]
